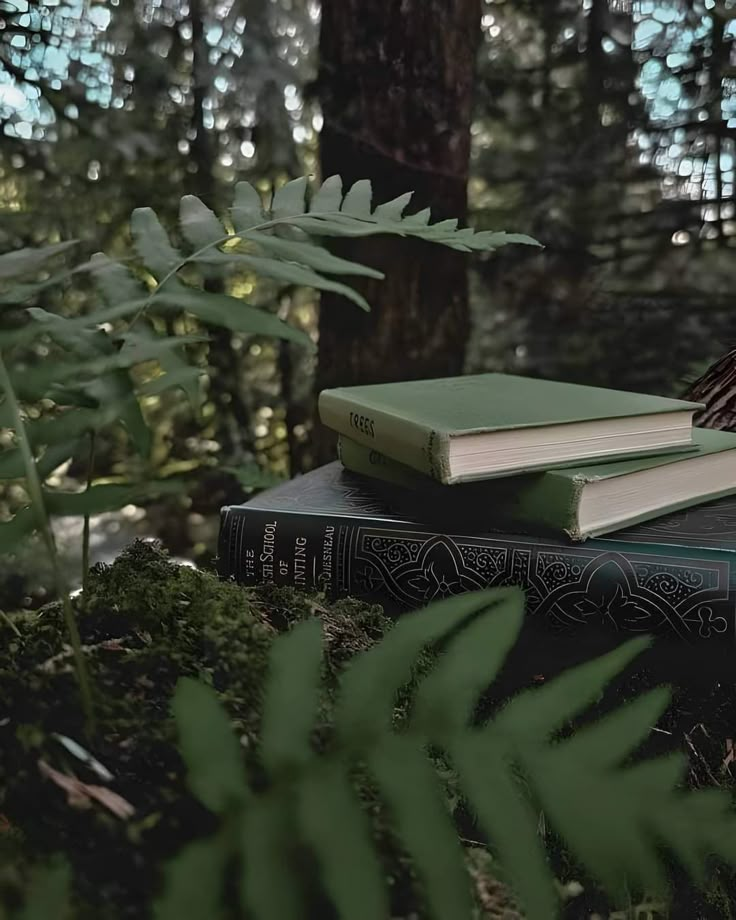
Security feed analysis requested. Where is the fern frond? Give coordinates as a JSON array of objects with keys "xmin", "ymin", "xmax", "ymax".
[
  {"xmin": 89, "ymin": 255, "xmax": 204, "ymax": 409},
  {"xmin": 238, "ymin": 231, "xmax": 384, "ymax": 279},
  {"xmin": 16, "ymin": 861, "xmax": 71, "ymax": 920},
  {"xmin": 0, "ymin": 240, "xmax": 78, "ymax": 281},
  {"xmin": 239, "ymin": 792, "xmax": 306, "ymax": 920},
  {"xmin": 0, "ymin": 442, "xmax": 79, "ymax": 482},
  {"xmin": 0, "ymin": 506, "xmax": 35, "ymax": 553},
  {"xmin": 120, "ymin": 177, "xmax": 539, "ymax": 337},
  {"xmin": 229, "ymin": 175, "xmax": 542, "ymax": 253},
  {"xmin": 154, "ymin": 835, "xmax": 228, "ymax": 920},
  {"xmin": 173, "ymin": 679, "xmax": 250, "ymax": 815},
  {"xmin": 297, "ymin": 760, "xmax": 389, "ymax": 920},
  {"xmin": 169, "ymin": 586, "xmax": 736, "ymax": 920},
  {"xmin": 452, "ymin": 730, "xmax": 558, "ymax": 919},
  {"xmin": 260, "ymin": 619, "xmax": 324, "ymax": 776},
  {"xmin": 369, "ymin": 734, "xmax": 474, "ymax": 918}
]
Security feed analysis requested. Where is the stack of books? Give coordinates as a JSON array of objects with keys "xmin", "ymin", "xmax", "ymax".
[{"xmin": 218, "ymin": 374, "xmax": 736, "ymax": 641}]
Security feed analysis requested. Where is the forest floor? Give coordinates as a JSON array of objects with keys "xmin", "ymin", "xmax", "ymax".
[{"xmin": 1, "ymin": 541, "xmax": 736, "ymax": 919}]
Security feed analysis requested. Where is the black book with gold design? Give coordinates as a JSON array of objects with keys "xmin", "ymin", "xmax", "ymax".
[{"xmin": 218, "ymin": 461, "xmax": 736, "ymax": 643}]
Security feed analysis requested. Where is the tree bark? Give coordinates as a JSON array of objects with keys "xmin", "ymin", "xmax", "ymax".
[{"xmin": 313, "ymin": 0, "xmax": 480, "ymax": 464}]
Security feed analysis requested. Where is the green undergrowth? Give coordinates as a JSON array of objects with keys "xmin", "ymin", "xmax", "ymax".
[
  {"xmin": 4, "ymin": 541, "xmax": 736, "ymax": 920},
  {"xmin": 0, "ymin": 541, "xmax": 518, "ymax": 920}
]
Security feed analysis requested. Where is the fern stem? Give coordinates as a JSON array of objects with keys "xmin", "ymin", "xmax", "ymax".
[
  {"xmin": 0, "ymin": 352, "xmax": 95, "ymax": 734},
  {"xmin": 127, "ymin": 211, "xmax": 348, "ymax": 331},
  {"xmin": 81, "ymin": 430, "xmax": 95, "ymax": 597}
]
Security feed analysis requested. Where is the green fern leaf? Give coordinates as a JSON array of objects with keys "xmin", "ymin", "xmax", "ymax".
[
  {"xmin": 42, "ymin": 479, "xmax": 185, "ymax": 516},
  {"xmin": 1, "ymin": 299, "xmax": 149, "ymax": 348},
  {"xmin": 239, "ymin": 231, "xmax": 383, "ymax": 279},
  {"xmin": 308, "ymin": 175, "xmax": 343, "ymax": 213},
  {"xmin": 217, "ymin": 254, "xmax": 371, "ymax": 311},
  {"xmin": 88, "ymin": 383, "xmax": 149, "ymax": 457},
  {"xmin": 399, "ymin": 207, "xmax": 432, "ymax": 229},
  {"xmin": 276, "ymin": 214, "xmax": 395, "ymax": 239},
  {"xmin": 260, "ymin": 619, "xmax": 323, "ymax": 776},
  {"xmin": 472, "ymin": 231, "xmax": 541, "ymax": 249},
  {"xmin": 271, "ymin": 177, "xmax": 309, "ymax": 220},
  {"xmin": 0, "ymin": 442, "xmax": 79, "ymax": 482},
  {"xmin": 0, "ymin": 256, "xmax": 121, "ymax": 306},
  {"xmin": 118, "ymin": 318, "xmax": 204, "ymax": 412},
  {"xmin": 138, "ymin": 366, "xmax": 206, "ymax": 398},
  {"xmin": 554, "ymin": 687, "xmax": 671, "ymax": 770},
  {"xmin": 0, "ymin": 240, "xmax": 77, "ymax": 281},
  {"xmin": 528, "ymin": 747, "xmax": 675, "ymax": 897},
  {"xmin": 282, "ymin": 176, "xmax": 543, "ymax": 251},
  {"xmin": 452, "ymin": 731, "xmax": 558, "ymax": 920},
  {"xmin": 296, "ymin": 760, "xmax": 389, "ymax": 920},
  {"xmin": 24, "ymin": 308, "xmax": 112, "ymax": 360},
  {"xmin": 158, "ymin": 346, "xmax": 204, "ymax": 411},
  {"xmin": 89, "ymin": 252, "xmax": 147, "ymax": 304},
  {"xmin": 0, "ymin": 506, "xmax": 36, "ymax": 554},
  {"xmin": 131, "ymin": 207, "xmax": 183, "ymax": 280},
  {"xmin": 335, "ymin": 588, "xmax": 516, "ymax": 749},
  {"xmin": 115, "ymin": 331, "xmax": 208, "ymax": 365},
  {"xmin": 179, "ymin": 195, "xmax": 228, "ymax": 253},
  {"xmin": 153, "ymin": 835, "xmax": 227, "ymax": 920},
  {"xmin": 369, "ymin": 735, "xmax": 473, "ymax": 920},
  {"xmin": 231, "ymin": 182, "xmax": 265, "ymax": 230},
  {"xmin": 1, "ymin": 343, "xmax": 152, "ymax": 457},
  {"xmin": 0, "ymin": 399, "xmax": 13, "ymax": 427},
  {"xmin": 493, "ymin": 636, "xmax": 652, "ymax": 740},
  {"xmin": 411, "ymin": 587, "xmax": 524, "ymax": 740},
  {"xmin": 153, "ymin": 288, "xmax": 313, "ymax": 348},
  {"xmin": 653, "ymin": 788, "xmax": 736, "ymax": 882},
  {"xmin": 26, "ymin": 408, "xmax": 114, "ymax": 449},
  {"xmin": 172, "ymin": 678, "xmax": 250, "ymax": 815},
  {"xmin": 240, "ymin": 792, "xmax": 306, "ymax": 920},
  {"xmin": 373, "ymin": 192, "xmax": 414, "ymax": 221},
  {"xmin": 23, "ymin": 314, "xmax": 204, "ymax": 378},
  {"xmin": 341, "ymin": 179, "xmax": 373, "ymax": 219},
  {"xmin": 18, "ymin": 861, "xmax": 71, "ymax": 920}
]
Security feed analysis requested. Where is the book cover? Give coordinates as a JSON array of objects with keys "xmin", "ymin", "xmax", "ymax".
[
  {"xmin": 318, "ymin": 373, "xmax": 701, "ymax": 483},
  {"xmin": 218, "ymin": 462, "xmax": 736, "ymax": 643},
  {"xmin": 337, "ymin": 429, "xmax": 736, "ymax": 540}
]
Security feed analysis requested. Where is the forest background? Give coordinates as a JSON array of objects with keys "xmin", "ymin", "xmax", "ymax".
[{"xmin": 0, "ymin": 0, "xmax": 734, "ymax": 601}]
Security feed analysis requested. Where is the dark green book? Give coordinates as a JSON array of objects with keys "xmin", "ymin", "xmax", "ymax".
[
  {"xmin": 218, "ymin": 461, "xmax": 736, "ymax": 642},
  {"xmin": 318, "ymin": 373, "xmax": 701, "ymax": 483},
  {"xmin": 337, "ymin": 429, "xmax": 736, "ymax": 540}
]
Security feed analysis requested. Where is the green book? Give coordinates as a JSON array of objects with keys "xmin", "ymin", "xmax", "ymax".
[
  {"xmin": 319, "ymin": 373, "xmax": 701, "ymax": 484},
  {"xmin": 337, "ymin": 428, "xmax": 736, "ymax": 540}
]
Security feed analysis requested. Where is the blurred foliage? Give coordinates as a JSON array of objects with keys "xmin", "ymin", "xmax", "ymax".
[
  {"xmin": 0, "ymin": 178, "xmax": 530, "ymax": 610},
  {"xmin": 0, "ymin": 0, "xmax": 734, "ymax": 568},
  {"xmin": 466, "ymin": 0, "xmax": 736, "ymax": 395}
]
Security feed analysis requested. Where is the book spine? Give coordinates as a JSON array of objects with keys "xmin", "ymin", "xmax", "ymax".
[
  {"xmin": 218, "ymin": 505, "xmax": 735, "ymax": 643},
  {"xmin": 318, "ymin": 390, "xmax": 448, "ymax": 481}
]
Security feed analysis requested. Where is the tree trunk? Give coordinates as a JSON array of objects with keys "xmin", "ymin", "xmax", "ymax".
[{"xmin": 312, "ymin": 0, "xmax": 480, "ymax": 464}]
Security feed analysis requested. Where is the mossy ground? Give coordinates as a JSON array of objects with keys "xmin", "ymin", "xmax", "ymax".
[
  {"xmin": 0, "ymin": 541, "xmax": 517, "ymax": 920},
  {"xmin": 3, "ymin": 541, "xmax": 736, "ymax": 920}
]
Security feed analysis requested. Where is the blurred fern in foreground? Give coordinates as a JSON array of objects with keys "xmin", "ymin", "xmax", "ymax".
[{"xmin": 158, "ymin": 587, "xmax": 736, "ymax": 920}]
